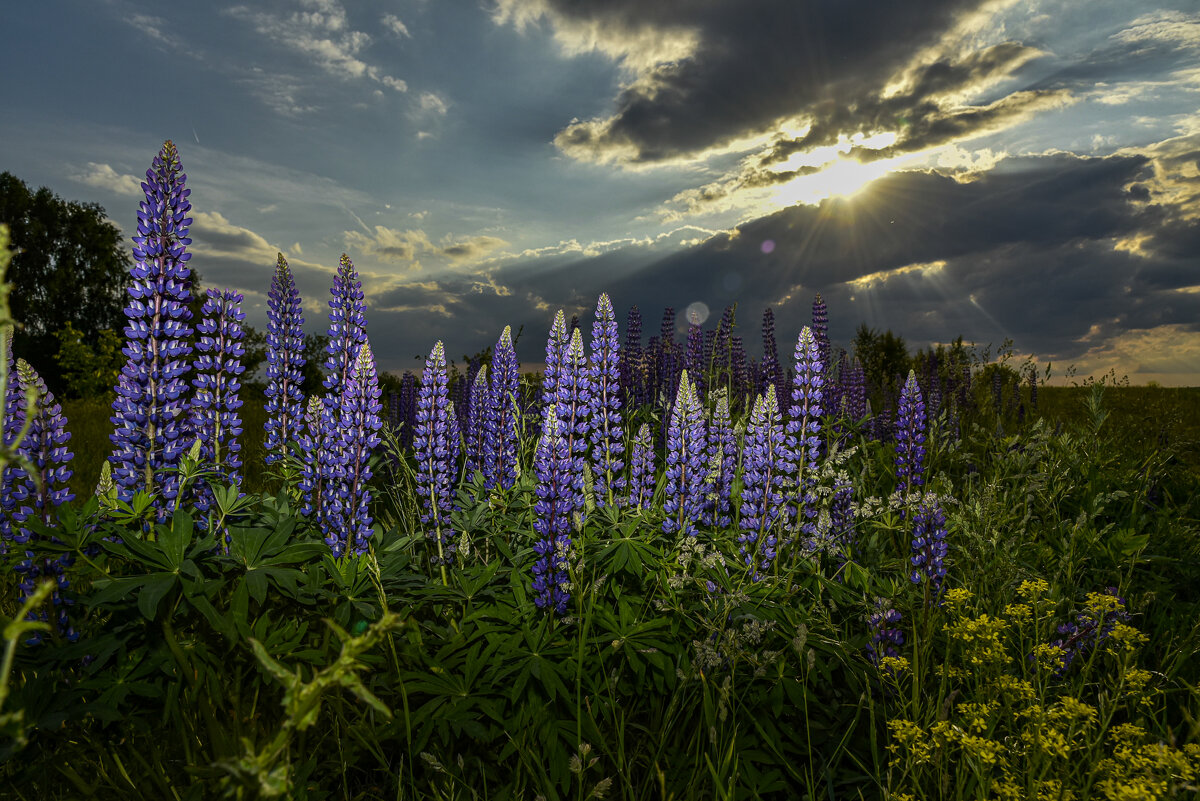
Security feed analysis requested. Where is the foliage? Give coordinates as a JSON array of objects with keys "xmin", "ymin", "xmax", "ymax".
[{"xmin": 52, "ymin": 323, "xmax": 125, "ymax": 400}]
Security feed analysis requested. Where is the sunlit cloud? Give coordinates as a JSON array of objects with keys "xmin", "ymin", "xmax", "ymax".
[{"xmin": 69, "ymin": 162, "xmax": 143, "ymax": 197}]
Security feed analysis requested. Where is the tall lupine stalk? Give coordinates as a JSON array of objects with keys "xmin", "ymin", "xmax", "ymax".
[
  {"xmin": 397, "ymin": 371, "xmax": 418, "ymax": 450},
  {"xmin": 811, "ymin": 293, "xmax": 830, "ymax": 376},
  {"xmin": 785, "ymin": 327, "xmax": 824, "ymax": 547},
  {"xmin": 542, "ymin": 310, "xmax": 568, "ymax": 418},
  {"xmin": 485, "ymin": 326, "xmax": 521, "ymax": 491},
  {"xmin": 1028, "ymin": 366, "xmax": 1039, "ymax": 411},
  {"xmin": 760, "ymin": 307, "xmax": 785, "ymax": 405},
  {"xmin": 628, "ymin": 422, "xmax": 655, "ymax": 511},
  {"xmin": 531, "ymin": 404, "xmax": 573, "ymax": 615},
  {"xmin": 323, "ymin": 343, "xmax": 382, "ymax": 558},
  {"xmin": 845, "ymin": 359, "xmax": 867, "ymax": 422},
  {"xmin": 188, "ymin": 289, "xmax": 245, "ymax": 524},
  {"xmin": 895, "ymin": 370, "xmax": 927, "ymax": 501},
  {"xmin": 705, "ymin": 391, "xmax": 735, "ymax": 528},
  {"xmin": 662, "ymin": 370, "xmax": 707, "ymax": 538},
  {"xmin": 684, "ymin": 323, "xmax": 705, "ymax": 401},
  {"xmin": 263, "ymin": 254, "xmax": 306, "ymax": 467},
  {"xmin": 730, "ymin": 335, "xmax": 748, "ymax": 413},
  {"xmin": 737, "ymin": 385, "xmax": 790, "ymax": 580},
  {"xmin": 910, "ymin": 498, "xmax": 948, "ymax": 602},
  {"xmin": 415, "ymin": 342, "xmax": 457, "ymax": 581},
  {"xmin": 298, "ymin": 396, "xmax": 326, "ymax": 517},
  {"xmin": 588, "ymin": 293, "xmax": 625, "ymax": 509},
  {"xmin": 658, "ymin": 307, "xmax": 678, "ymax": 407},
  {"xmin": 7, "ymin": 359, "xmax": 76, "ymax": 642},
  {"xmin": 623, "ymin": 305, "xmax": 643, "ymax": 409},
  {"xmin": 465, "ymin": 365, "xmax": 490, "ymax": 479},
  {"xmin": 1, "ymin": 341, "xmax": 30, "ymax": 549},
  {"xmin": 109, "ymin": 140, "xmax": 195, "ymax": 517},
  {"xmin": 556, "ymin": 328, "xmax": 592, "ymax": 527},
  {"xmin": 714, "ymin": 304, "xmax": 735, "ymax": 395}
]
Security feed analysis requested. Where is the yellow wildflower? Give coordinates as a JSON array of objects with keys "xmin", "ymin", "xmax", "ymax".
[
  {"xmin": 1017, "ymin": 578, "xmax": 1051, "ymax": 602},
  {"xmin": 887, "ymin": 719, "xmax": 932, "ymax": 764},
  {"xmin": 1004, "ymin": 602, "xmax": 1033, "ymax": 623}
]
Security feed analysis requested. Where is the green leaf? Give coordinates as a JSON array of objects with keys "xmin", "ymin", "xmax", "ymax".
[{"xmin": 138, "ymin": 573, "xmax": 178, "ymax": 620}]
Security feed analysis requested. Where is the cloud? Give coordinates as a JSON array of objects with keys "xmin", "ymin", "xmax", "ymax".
[
  {"xmin": 341, "ymin": 226, "xmax": 509, "ymax": 269},
  {"xmin": 381, "ymin": 13, "xmax": 411, "ymax": 39},
  {"xmin": 70, "ymin": 162, "xmax": 143, "ymax": 197}
]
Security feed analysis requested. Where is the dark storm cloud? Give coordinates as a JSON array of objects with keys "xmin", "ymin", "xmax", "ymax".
[{"xmin": 498, "ymin": 0, "xmax": 1050, "ymax": 166}]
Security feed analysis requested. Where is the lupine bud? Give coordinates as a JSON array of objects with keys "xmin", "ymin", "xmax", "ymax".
[
  {"xmin": 108, "ymin": 140, "xmax": 194, "ymax": 518},
  {"xmin": 531, "ymin": 405, "xmax": 573, "ymax": 615},
  {"xmin": 895, "ymin": 370, "xmax": 927, "ymax": 500},
  {"xmin": 628, "ymin": 422, "xmax": 655, "ymax": 511},
  {"xmin": 588, "ymin": 293, "xmax": 625, "ymax": 509},
  {"xmin": 663, "ymin": 370, "xmax": 707, "ymax": 538},
  {"xmin": 264, "ymin": 254, "xmax": 305, "ymax": 465}
]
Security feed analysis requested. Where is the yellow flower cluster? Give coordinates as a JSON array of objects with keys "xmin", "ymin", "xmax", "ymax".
[
  {"xmin": 944, "ymin": 613, "xmax": 1011, "ymax": 667},
  {"xmin": 887, "ymin": 719, "xmax": 932, "ymax": 764},
  {"xmin": 1106, "ymin": 622, "xmax": 1149, "ymax": 654},
  {"xmin": 1095, "ymin": 723, "xmax": 1200, "ymax": 801}
]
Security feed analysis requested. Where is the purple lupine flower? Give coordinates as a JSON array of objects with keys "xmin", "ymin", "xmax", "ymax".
[
  {"xmin": 829, "ymin": 477, "xmax": 855, "ymax": 554},
  {"xmin": 465, "ymin": 365, "xmax": 490, "ymax": 480},
  {"xmin": 628, "ymin": 422, "xmax": 655, "ymax": 511},
  {"xmin": 323, "ymin": 254, "xmax": 368, "ymax": 399},
  {"xmin": 109, "ymin": 140, "xmax": 195, "ymax": 517},
  {"xmin": 909, "ymin": 499, "xmax": 948, "ymax": 598},
  {"xmin": 737, "ymin": 386, "xmax": 791, "ymax": 580},
  {"xmin": 1, "ymin": 341, "xmax": 27, "ymax": 548},
  {"xmin": 7, "ymin": 359, "xmax": 76, "ymax": 643},
  {"xmin": 715, "ymin": 304, "xmax": 735, "ymax": 383},
  {"xmin": 415, "ymin": 341, "xmax": 458, "ymax": 572},
  {"xmin": 531, "ymin": 405, "xmax": 573, "ymax": 615},
  {"xmin": 623, "ymin": 305, "xmax": 644, "ymax": 410},
  {"xmin": 785, "ymin": 327, "xmax": 824, "ymax": 542},
  {"xmin": 760, "ymin": 308, "xmax": 785, "ymax": 410},
  {"xmin": 264, "ymin": 254, "xmax": 306, "ymax": 465},
  {"xmin": 705, "ymin": 391, "xmax": 735, "ymax": 528},
  {"xmin": 895, "ymin": 370, "xmax": 927, "ymax": 500},
  {"xmin": 685, "ymin": 323, "xmax": 705, "ymax": 401},
  {"xmin": 866, "ymin": 604, "xmax": 904, "ymax": 668},
  {"xmin": 992, "ymin": 368, "xmax": 1003, "ymax": 416},
  {"xmin": 589, "ymin": 293, "xmax": 625, "ymax": 509},
  {"xmin": 485, "ymin": 326, "xmax": 521, "ymax": 491},
  {"xmin": 1045, "ymin": 588, "xmax": 1130, "ymax": 675},
  {"xmin": 324, "ymin": 342, "xmax": 382, "ymax": 557},
  {"xmin": 542, "ymin": 310, "xmax": 568, "ymax": 414},
  {"xmin": 658, "ymin": 307, "xmax": 678, "ymax": 407},
  {"xmin": 730, "ymin": 335, "xmax": 748, "ymax": 414},
  {"xmin": 556, "ymin": 328, "xmax": 591, "ymax": 526},
  {"xmin": 398, "ymin": 371, "xmax": 418, "ymax": 450},
  {"xmin": 1028, "ymin": 367, "xmax": 1038, "ymax": 411},
  {"xmin": 188, "ymin": 289, "xmax": 245, "ymax": 522},
  {"xmin": 663, "ymin": 370, "xmax": 707, "ymax": 538},
  {"xmin": 298, "ymin": 396, "xmax": 326, "ymax": 517},
  {"xmin": 845, "ymin": 359, "xmax": 867, "ymax": 423},
  {"xmin": 811, "ymin": 293, "xmax": 830, "ymax": 375}
]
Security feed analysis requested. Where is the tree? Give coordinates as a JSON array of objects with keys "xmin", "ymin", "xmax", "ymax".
[
  {"xmin": 0, "ymin": 172, "xmax": 132, "ymax": 394},
  {"xmin": 852, "ymin": 324, "xmax": 909, "ymax": 403},
  {"xmin": 53, "ymin": 322, "xmax": 125, "ymax": 400}
]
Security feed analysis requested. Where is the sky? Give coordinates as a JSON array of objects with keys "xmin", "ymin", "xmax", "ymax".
[{"xmin": 2, "ymin": 0, "xmax": 1199, "ymax": 385}]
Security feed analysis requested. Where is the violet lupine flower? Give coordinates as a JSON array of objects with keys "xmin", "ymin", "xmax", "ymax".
[
  {"xmin": 895, "ymin": 370, "xmax": 927, "ymax": 499},
  {"xmin": 398, "ymin": 371, "xmax": 418, "ymax": 450},
  {"xmin": 485, "ymin": 326, "xmax": 521, "ymax": 491},
  {"xmin": 685, "ymin": 323, "xmax": 705, "ymax": 400},
  {"xmin": 622, "ymin": 305, "xmax": 643, "ymax": 410},
  {"xmin": 465, "ymin": 365, "xmax": 490, "ymax": 479},
  {"xmin": 415, "ymin": 341, "xmax": 458, "ymax": 569},
  {"xmin": 542, "ymin": 310, "xmax": 568, "ymax": 415},
  {"xmin": 909, "ymin": 499, "xmax": 948, "ymax": 598},
  {"xmin": 866, "ymin": 604, "xmax": 904, "ymax": 668},
  {"xmin": 658, "ymin": 307, "xmax": 678, "ymax": 407},
  {"xmin": 785, "ymin": 327, "xmax": 824, "ymax": 540},
  {"xmin": 737, "ymin": 386, "xmax": 791, "ymax": 580},
  {"xmin": 324, "ymin": 342, "xmax": 383, "ymax": 557},
  {"xmin": 1, "ymin": 343, "xmax": 26, "ymax": 548},
  {"xmin": 109, "ymin": 140, "xmax": 195, "ymax": 516},
  {"xmin": 811, "ymin": 293, "xmax": 830, "ymax": 375},
  {"xmin": 829, "ymin": 478, "xmax": 855, "ymax": 554},
  {"xmin": 263, "ymin": 254, "xmax": 306, "ymax": 465},
  {"xmin": 845, "ymin": 359, "xmax": 867, "ymax": 423},
  {"xmin": 323, "ymin": 254, "xmax": 368, "ymax": 399},
  {"xmin": 588, "ymin": 293, "xmax": 625, "ymax": 509},
  {"xmin": 7, "ymin": 360, "xmax": 76, "ymax": 643},
  {"xmin": 298, "ymin": 396, "xmax": 326, "ymax": 517},
  {"xmin": 188, "ymin": 289, "xmax": 245, "ymax": 521},
  {"xmin": 760, "ymin": 308, "xmax": 785, "ymax": 408},
  {"xmin": 628, "ymin": 422, "xmax": 655, "ymax": 511},
  {"xmin": 1028, "ymin": 368, "xmax": 1039, "ymax": 411},
  {"xmin": 715, "ymin": 304, "xmax": 735, "ymax": 381},
  {"xmin": 662, "ymin": 370, "xmax": 708, "ymax": 538},
  {"xmin": 1045, "ymin": 588, "xmax": 1129, "ymax": 675},
  {"xmin": 531, "ymin": 405, "xmax": 573, "ymax": 615},
  {"xmin": 556, "ymin": 328, "xmax": 591, "ymax": 525},
  {"xmin": 705, "ymin": 392, "xmax": 735, "ymax": 528},
  {"xmin": 730, "ymin": 335, "xmax": 748, "ymax": 413}
]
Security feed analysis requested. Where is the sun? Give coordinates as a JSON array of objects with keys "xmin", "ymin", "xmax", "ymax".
[{"xmin": 770, "ymin": 156, "xmax": 899, "ymax": 207}]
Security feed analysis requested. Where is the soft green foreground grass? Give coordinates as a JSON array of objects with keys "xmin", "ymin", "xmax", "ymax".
[{"xmin": 3, "ymin": 383, "xmax": 1197, "ymax": 800}]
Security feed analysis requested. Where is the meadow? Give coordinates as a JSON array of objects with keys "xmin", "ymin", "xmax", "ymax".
[{"xmin": 1, "ymin": 143, "xmax": 1198, "ymax": 801}]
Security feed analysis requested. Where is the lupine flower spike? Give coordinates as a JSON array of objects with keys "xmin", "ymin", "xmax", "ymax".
[
  {"xmin": 737, "ymin": 386, "xmax": 790, "ymax": 580},
  {"xmin": 663, "ymin": 370, "xmax": 707, "ymax": 538},
  {"xmin": 109, "ymin": 140, "xmax": 195, "ymax": 518},
  {"xmin": 325, "ymin": 342, "xmax": 383, "ymax": 557},
  {"xmin": 785, "ymin": 326, "xmax": 823, "ymax": 547},
  {"xmin": 909, "ymin": 498, "xmax": 948, "ymax": 601},
  {"xmin": 415, "ymin": 341, "xmax": 458, "ymax": 581},
  {"xmin": 556, "ymin": 328, "xmax": 592, "ymax": 528},
  {"xmin": 485, "ymin": 326, "xmax": 521, "ymax": 491},
  {"xmin": 628, "ymin": 422, "xmax": 655, "ymax": 511},
  {"xmin": 531, "ymin": 404, "xmax": 573, "ymax": 615},
  {"xmin": 542, "ymin": 310, "xmax": 568, "ymax": 417},
  {"xmin": 895, "ymin": 369, "xmax": 926, "ymax": 503},
  {"xmin": 263, "ymin": 253, "xmax": 306, "ymax": 466},
  {"xmin": 588, "ymin": 293, "xmax": 625, "ymax": 509}
]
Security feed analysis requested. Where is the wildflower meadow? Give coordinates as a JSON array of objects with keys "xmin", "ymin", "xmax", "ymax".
[{"xmin": 1, "ymin": 141, "xmax": 1198, "ymax": 799}]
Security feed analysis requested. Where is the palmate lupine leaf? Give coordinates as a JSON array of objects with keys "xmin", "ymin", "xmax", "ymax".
[
  {"xmin": 108, "ymin": 140, "xmax": 195, "ymax": 518},
  {"xmin": 263, "ymin": 254, "xmax": 306, "ymax": 465}
]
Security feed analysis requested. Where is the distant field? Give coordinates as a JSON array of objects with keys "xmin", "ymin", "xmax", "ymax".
[{"xmin": 59, "ymin": 384, "xmax": 1199, "ymax": 503}]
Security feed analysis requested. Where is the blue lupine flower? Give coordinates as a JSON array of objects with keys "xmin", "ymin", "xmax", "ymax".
[
  {"xmin": 298, "ymin": 395, "xmax": 326, "ymax": 517},
  {"xmin": 263, "ymin": 254, "xmax": 306, "ymax": 465},
  {"xmin": 760, "ymin": 308, "xmax": 786, "ymax": 418},
  {"xmin": 532, "ymin": 405, "xmax": 573, "ymax": 615},
  {"xmin": 811, "ymin": 293, "xmax": 830, "ymax": 375},
  {"xmin": 705, "ymin": 392, "xmax": 734, "ymax": 528},
  {"xmin": 895, "ymin": 370, "xmax": 927, "ymax": 499},
  {"xmin": 485, "ymin": 326, "xmax": 521, "ymax": 491},
  {"xmin": 465, "ymin": 365, "xmax": 490, "ymax": 480},
  {"xmin": 730, "ymin": 335, "xmax": 748, "ymax": 412},
  {"xmin": 7, "ymin": 359, "xmax": 76, "ymax": 643},
  {"xmin": 1045, "ymin": 588, "xmax": 1129, "ymax": 675},
  {"xmin": 866, "ymin": 604, "xmax": 904, "ymax": 668},
  {"xmin": 588, "ymin": 293, "xmax": 625, "ymax": 509},
  {"xmin": 622, "ymin": 305, "xmax": 643, "ymax": 409},
  {"xmin": 415, "ymin": 341, "xmax": 458, "ymax": 570},
  {"xmin": 658, "ymin": 307, "xmax": 678, "ymax": 408},
  {"xmin": 1, "ymin": 342, "xmax": 27, "ymax": 548},
  {"xmin": 829, "ymin": 478, "xmax": 855, "ymax": 554},
  {"xmin": 784, "ymin": 327, "xmax": 824, "ymax": 540},
  {"xmin": 325, "ymin": 342, "xmax": 383, "ymax": 557},
  {"xmin": 628, "ymin": 422, "xmax": 655, "ymax": 511},
  {"xmin": 109, "ymin": 140, "xmax": 195, "ymax": 517},
  {"xmin": 909, "ymin": 499, "xmax": 948, "ymax": 598},
  {"xmin": 684, "ymin": 322, "xmax": 705, "ymax": 400},
  {"xmin": 663, "ymin": 370, "xmax": 707, "ymax": 538},
  {"xmin": 188, "ymin": 288, "xmax": 245, "ymax": 522},
  {"xmin": 556, "ymin": 328, "xmax": 591, "ymax": 527},
  {"xmin": 396, "ymin": 371, "xmax": 418, "ymax": 450},
  {"xmin": 542, "ymin": 310, "xmax": 568, "ymax": 416},
  {"xmin": 737, "ymin": 386, "xmax": 791, "ymax": 579},
  {"xmin": 323, "ymin": 254, "xmax": 368, "ymax": 399}
]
